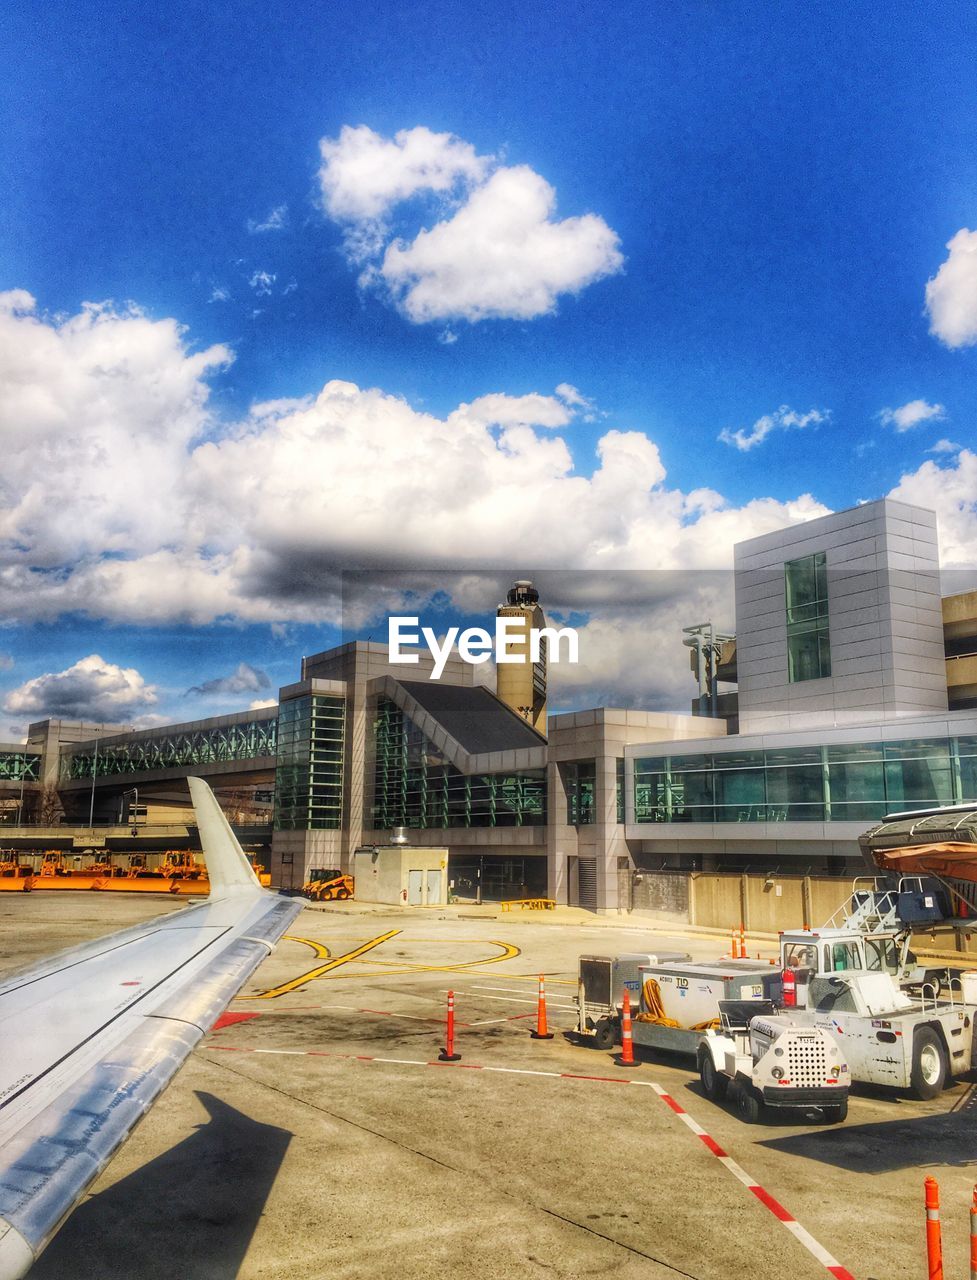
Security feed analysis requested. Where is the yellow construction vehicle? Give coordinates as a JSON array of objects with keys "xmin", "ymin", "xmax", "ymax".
[{"xmin": 303, "ymin": 868, "xmax": 354, "ymax": 902}]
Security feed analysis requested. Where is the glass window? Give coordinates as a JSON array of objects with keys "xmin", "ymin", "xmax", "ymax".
[
  {"xmin": 825, "ymin": 941, "xmax": 861, "ymax": 971},
  {"xmin": 883, "ymin": 740, "xmax": 953, "ymax": 810},
  {"xmin": 616, "ymin": 758, "xmax": 625, "ymax": 824},
  {"xmin": 785, "ymin": 552, "xmax": 831, "ymax": 682},
  {"xmin": 566, "ymin": 761, "xmax": 596, "ymax": 825}
]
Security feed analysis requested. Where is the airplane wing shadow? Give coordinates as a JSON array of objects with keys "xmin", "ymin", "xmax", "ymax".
[{"xmin": 29, "ymin": 1092, "xmax": 292, "ymax": 1279}]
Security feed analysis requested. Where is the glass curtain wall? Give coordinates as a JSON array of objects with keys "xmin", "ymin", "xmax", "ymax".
[
  {"xmin": 635, "ymin": 735, "xmax": 977, "ymax": 824},
  {"xmin": 565, "ymin": 761, "xmax": 596, "ymax": 824},
  {"xmin": 274, "ymin": 695, "xmax": 345, "ymax": 830},
  {"xmin": 372, "ymin": 698, "xmax": 545, "ymax": 829}
]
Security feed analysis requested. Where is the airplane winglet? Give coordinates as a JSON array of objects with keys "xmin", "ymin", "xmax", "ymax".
[{"xmin": 188, "ymin": 776, "xmax": 263, "ymax": 896}]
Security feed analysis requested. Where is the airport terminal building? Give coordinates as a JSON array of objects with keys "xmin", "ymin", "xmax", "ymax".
[{"xmin": 3, "ymin": 499, "xmax": 976, "ymax": 912}]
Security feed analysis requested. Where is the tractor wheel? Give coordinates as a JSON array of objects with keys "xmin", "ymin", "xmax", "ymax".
[
  {"xmin": 698, "ymin": 1050, "xmax": 728, "ymax": 1101},
  {"xmin": 337, "ymin": 888, "xmax": 351, "ymax": 900},
  {"xmin": 732, "ymin": 1081, "xmax": 763, "ymax": 1124},
  {"xmin": 592, "ymin": 1018, "xmax": 617, "ymax": 1051},
  {"xmin": 911, "ymin": 1027, "xmax": 948, "ymax": 1100},
  {"xmin": 821, "ymin": 1098, "xmax": 848, "ymax": 1124}
]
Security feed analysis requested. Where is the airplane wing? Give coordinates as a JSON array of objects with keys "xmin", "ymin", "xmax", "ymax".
[{"xmin": 0, "ymin": 777, "xmax": 303, "ymax": 1279}]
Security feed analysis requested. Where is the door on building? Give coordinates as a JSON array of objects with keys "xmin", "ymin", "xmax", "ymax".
[
  {"xmin": 426, "ymin": 869, "xmax": 443, "ymax": 905},
  {"xmin": 408, "ymin": 869, "xmax": 424, "ymax": 905},
  {"xmin": 578, "ymin": 859, "xmax": 598, "ymax": 912}
]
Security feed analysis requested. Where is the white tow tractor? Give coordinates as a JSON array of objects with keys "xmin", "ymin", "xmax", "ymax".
[{"xmin": 697, "ymin": 999, "xmax": 850, "ymax": 1124}]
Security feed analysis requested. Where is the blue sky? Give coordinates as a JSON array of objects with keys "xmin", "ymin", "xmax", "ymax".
[{"xmin": 1, "ymin": 1, "xmax": 976, "ymax": 731}]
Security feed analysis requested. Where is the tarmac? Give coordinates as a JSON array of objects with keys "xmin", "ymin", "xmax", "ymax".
[{"xmin": 2, "ymin": 892, "xmax": 975, "ymax": 1280}]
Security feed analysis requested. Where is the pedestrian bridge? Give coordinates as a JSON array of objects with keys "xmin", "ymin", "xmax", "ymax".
[{"xmin": 56, "ymin": 708, "xmax": 278, "ymax": 796}]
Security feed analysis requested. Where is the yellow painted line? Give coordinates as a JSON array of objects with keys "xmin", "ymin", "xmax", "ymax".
[
  {"xmin": 242, "ymin": 929, "xmax": 402, "ymax": 999},
  {"xmin": 350, "ymin": 940, "xmax": 521, "ymax": 973},
  {"xmin": 283, "ymin": 935, "xmax": 331, "ymax": 959}
]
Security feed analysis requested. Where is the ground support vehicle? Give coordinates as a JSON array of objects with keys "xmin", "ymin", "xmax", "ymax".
[
  {"xmin": 779, "ymin": 968, "xmax": 976, "ymax": 1099},
  {"xmin": 303, "ymin": 868, "xmax": 354, "ymax": 902},
  {"xmin": 697, "ymin": 999, "xmax": 850, "ymax": 1123},
  {"xmin": 576, "ymin": 952, "xmax": 781, "ymax": 1054}
]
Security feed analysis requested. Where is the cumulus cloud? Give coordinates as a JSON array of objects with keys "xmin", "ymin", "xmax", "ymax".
[
  {"xmin": 319, "ymin": 125, "xmax": 490, "ymax": 225},
  {"xmin": 3, "ymin": 655, "xmax": 158, "ymax": 722},
  {"xmin": 930, "ymin": 438, "xmax": 962, "ymax": 454},
  {"xmin": 878, "ymin": 399, "xmax": 945, "ymax": 432},
  {"xmin": 0, "ymin": 294, "xmax": 834, "ymax": 632},
  {"xmin": 926, "ymin": 228, "xmax": 977, "ymax": 348},
  {"xmin": 249, "ymin": 698, "xmax": 278, "ymax": 711},
  {"xmin": 187, "ymin": 662, "xmax": 271, "ymax": 697},
  {"xmin": 718, "ymin": 406, "xmax": 829, "ymax": 452},
  {"xmin": 888, "ymin": 449, "xmax": 977, "ymax": 569},
  {"xmin": 247, "ymin": 205, "xmax": 288, "ymax": 234},
  {"xmin": 0, "ymin": 292, "xmax": 231, "ymax": 575},
  {"xmin": 317, "ymin": 125, "xmax": 622, "ymax": 323},
  {"xmin": 379, "ymin": 166, "xmax": 624, "ymax": 323}
]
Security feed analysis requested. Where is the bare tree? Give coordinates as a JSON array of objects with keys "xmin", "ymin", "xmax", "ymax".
[{"xmin": 36, "ymin": 785, "xmax": 64, "ymax": 827}]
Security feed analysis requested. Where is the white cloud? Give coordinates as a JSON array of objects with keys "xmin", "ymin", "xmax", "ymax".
[
  {"xmin": 3, "ymin": 655, "xmax": 158, "ymax": 722},
  {"xmin": 379, "ymin": 166, "xmax": 623, "ymax": 323},
  {"xmin": 0, "ymin": 293, "xmax": 231, "ymax": 574},
  {"xmin": 929, "ymin": 438, "xmax": 962, "ymax": 454},
  {"xmin": 249, "ymin": 698, "xmax": 278, "ymax": 710},
  {"xmin": 208, "ymin": 285, "xmax": 231, "ymax": 303},
  {"xmin": 248, "ymin": 270, "xmax": 276, "ymax": 296},
  {"xmin": 317, "ymin": 126, "xmax": 622, "ymax": 323},
  {"xmin": 718, "ymin": 406, "xmax": 829, "ymax": 452},
  {"xmin": 878, "ymin": 399, "xmax": 945, "ymax": 432},
  {"xmin": 0, "ymin": 294, "xmax": 834, "ymax": 631},
  {"xmin": 187, "ymin": 662, "xmax": 270, "ymax": 697},
  {"xmin": 318, "ymin": 124, "xmax": 490, "ymax": 225},
  {"xmin": 926, "ymin": 228, "xmax": 977, "ymax": 348},
  {"xmin": 247, "ymin": 205, "xmax": 288, "ymax": 234},
  {"xmin": 888, "ymin": 449, "xmax": 977, "ymax": 569}
]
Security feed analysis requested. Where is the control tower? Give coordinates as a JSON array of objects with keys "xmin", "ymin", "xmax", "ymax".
[{"xmin": 496, "ymin": 580, "xmax": 547, "ymax": 735}]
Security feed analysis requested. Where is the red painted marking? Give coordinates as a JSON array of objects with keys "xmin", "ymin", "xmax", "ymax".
[
  {"xmin": 208, "ymin": 1045, "xmax": 251, "ymax": 1052},
  {"xmin": 827, "ymin": 1267, "xmax": 856, "ymax": 1280},
  {"xmin": 750, "ymin": 1186, "xmax": 793, "ymax": 1222},
  {"xmin": 458, "ymin": 1063, "xmax": 484, "ymax": 1070},
  {"xmin": 658, "ymin": 1092, "xmax": 686, "ymax": 1115},
  {"xmin": 212, "ymin": 1012, "xmax": 260, "ymax": 1031},
  {"xmin": 120, "ymin": 981, "xmax": 140, "ymax": 987},
  {"xmin": 560, "ymin": 1073, "xmax": 629, "ymax": 1084},
  {"xmin": 698, "ymin": 1134, "xmax": 728, "ymax": 1158},
  {"xmin": 355, "ymin": 1054, "xmax": 374, "ymax": 1061}
]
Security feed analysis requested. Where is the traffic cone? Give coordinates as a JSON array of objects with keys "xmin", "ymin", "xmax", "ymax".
[
  {"xmin": 924, "ymin": 1176, "xmax": 943, "ymax": 1280},
  {"xmin": 739, "ymin": 924, "xmax": 747, "ymax": 959},
  {"xmin": 615, "ymin": 989, "xmax": 637, "ymax": 1068},
  {"xmin": 730, "ymin": 926, "xmax": 740, "ymax": 958},
  {"xmin": 530, "ymin": 974, "xmax": 554, "ymax": 1039},
  {"xmin": 438, "ymin": 990, "xmax": 461, "ymax": 1062}
]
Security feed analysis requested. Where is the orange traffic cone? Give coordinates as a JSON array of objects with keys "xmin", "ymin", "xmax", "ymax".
[
  {"xmin": 438, "ymin": 990, "xmax": 461, "ymax": 1062},
  {"xmin": 924, "ymin": 1177, "xmax": 943, "ymax": 1280},
  {"xmin": 530, "ymin": 974, "xmax": 554, "ymax": 1039},
  {"xmin": 615, "ymin": 989, "xmax": 637, "ymax": 1068}
]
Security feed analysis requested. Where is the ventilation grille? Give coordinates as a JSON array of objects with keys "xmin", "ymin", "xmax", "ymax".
[{"xmin": 787, "ymin": 1034, "xmax": 827, "ymax": 1086}]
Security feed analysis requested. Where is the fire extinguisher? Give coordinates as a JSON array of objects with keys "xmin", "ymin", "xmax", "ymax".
[{"xmin": 782, "ymin": 966, "xmax": 796, "ymax": 1008}]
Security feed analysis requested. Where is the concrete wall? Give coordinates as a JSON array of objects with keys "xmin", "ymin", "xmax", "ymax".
[
  {"xmin": 631, "ymin": 870, "xmax": 854, "ymax": 932},
  {"xmin": 353, "ymin": 845, "xmax": 449, "ymax": 906},
  {"xmin": 734, "ymin": 499, "xmax": 947, "ymax": 734}
]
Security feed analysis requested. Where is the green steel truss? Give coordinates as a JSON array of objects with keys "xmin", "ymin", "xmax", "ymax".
[
  {"xmin": 60, "ymin": 716, "xmax": 278, "ymax": 781},
  {"xmin": 0, "ymin": 752, "xmax": 40, "ymax": 782},
  {"xmin": 372, "ymin": 698, "xmax": 545, "ymax": 830}
]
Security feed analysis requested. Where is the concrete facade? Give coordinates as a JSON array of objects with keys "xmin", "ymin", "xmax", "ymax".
[{"xmin": 734, "ymin": 498, "xmax": 947, "ymax": 734}]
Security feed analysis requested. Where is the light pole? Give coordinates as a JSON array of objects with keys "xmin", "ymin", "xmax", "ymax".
[
  {"xmin": 87, "ymin": 729, "xmax": 101, "ymax": 829},
  {"xmin": 16, "ymin": 753, "xmax": 27, "ymax": 827}
]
